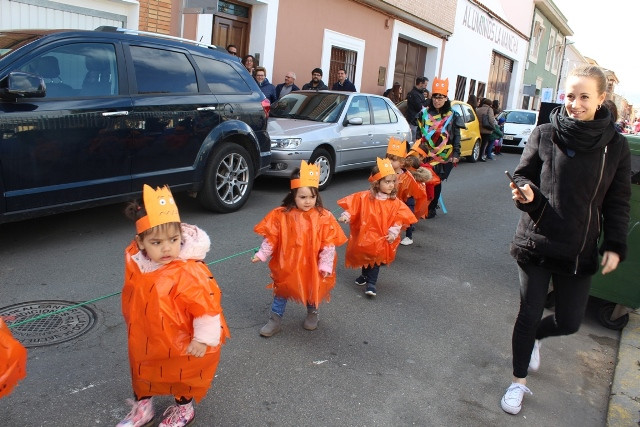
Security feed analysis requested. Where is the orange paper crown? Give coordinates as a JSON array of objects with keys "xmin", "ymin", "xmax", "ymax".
[
  {"xmin": 135, "ymin": 184, "xmax": 181, "ymax": 234},
  {"xmin": 386, "ymin": 137, "xmax": 407, "ymax": 158},
  {"xmin": 369, "ymin": 157, "xmax": 396, "ymax": 182},
  {"xmin": 291, "ymin": 160, "xmax": 320, "ymax": 189},
  {"xmin": 432, "ymin": 77, "xmax": 449, "ymax": 96},
  {"xmin": 408, "ymin": 140, "xmax": 428, "ymax": 158}
]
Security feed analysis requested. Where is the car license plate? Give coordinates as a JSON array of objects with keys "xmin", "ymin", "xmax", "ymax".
[{"xmin": 503, "ymin": 135, "xmax": 514, "ymax": 140}]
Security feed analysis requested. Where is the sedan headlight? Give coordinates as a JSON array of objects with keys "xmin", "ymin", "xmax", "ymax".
[{"xmin": 271, "ymin": 138, "xmax": 302, "ymax": 149}]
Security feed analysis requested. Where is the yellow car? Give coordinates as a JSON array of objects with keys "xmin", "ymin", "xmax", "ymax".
[{"xmin": 396, "ymin": 99, "xmax": 482, "ymax": 162}]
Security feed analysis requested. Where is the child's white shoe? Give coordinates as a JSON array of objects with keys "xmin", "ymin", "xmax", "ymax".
[
  {"xmin": 400, "ymin": 237, "xmax": 413, "ymax": 246},
  {"xmin": 529, "ymin": 339, "xmax": 541, "ymax": 372}
]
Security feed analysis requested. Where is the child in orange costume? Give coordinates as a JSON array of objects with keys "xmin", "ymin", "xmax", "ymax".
[
  {"xmin": 386, "ymin": 138, "xmax": 427, "ymax": 246},
  {"xmin": 338, "ymin": 158, "xmax": 417, "ymax": 297},
  {"xmin": 118, "ymin": 184, "xmax": 229, "ymax": 427},
  {"xmin": 252, "ymin": 162, "xmax": 347, "ymax": 337},
  {"xmin": 0, "ymin": 318, "xmax": 27, "ymax": 399}
]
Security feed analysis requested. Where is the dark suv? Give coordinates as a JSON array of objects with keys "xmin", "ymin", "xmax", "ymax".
[{"xmin": 0, "ymin": 27, "xmax": 271, "ymax": 224}]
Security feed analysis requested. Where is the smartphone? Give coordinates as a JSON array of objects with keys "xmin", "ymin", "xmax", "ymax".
[{"xmin": 505, "ymin": 171, "xmax": 528, "ymax": 201}]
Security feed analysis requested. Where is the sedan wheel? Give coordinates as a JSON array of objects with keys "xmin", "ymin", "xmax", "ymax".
[{"xmin": 310, "ymin": 148, "xmax": 334, "ymax": 190}]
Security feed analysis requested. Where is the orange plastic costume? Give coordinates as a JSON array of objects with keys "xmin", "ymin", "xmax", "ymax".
[
  {"xmin": 254, "ymin": 207, "xmax": 347, "ymax": 307},
  {"xmin": 0, "ymin": 318, "xmax": 27, "ymax": 398},
  {"xmin": 122, "ymin": 241, "xmax": 229, "ymax": 402},
  {"xmin": 396, "ymin": 170, "xmax": 428, "ymax": 208},
  {"xmin": 338, "ymin": 191, "xmax": 417, "ymax": 268}
]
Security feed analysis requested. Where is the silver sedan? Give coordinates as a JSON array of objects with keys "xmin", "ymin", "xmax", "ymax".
[{"xmin": 264, "ymin": 90, "xmax": 411, "ymax": 189}]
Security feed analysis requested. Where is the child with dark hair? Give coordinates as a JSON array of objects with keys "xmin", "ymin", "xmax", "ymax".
[
  {"xmin": 118, "ymin": 184, "xmax": 229, "ymax": 427},
  {"xmin": 252, "ymin": 161, "xmax": 347, "ymax": 336},
  {"xmin": 338, "ymin": 158, "xmax": 417, "ymax": 297}
]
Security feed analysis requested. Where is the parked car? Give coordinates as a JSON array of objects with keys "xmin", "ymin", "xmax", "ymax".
[
  {"xmin": 498, "ymin": 109, "xmax": 539, "ymax": 150},
  {"xmin": 265, "ymin": 90, "xmax": 411, "ymax": 189},
  {"xmin": 396, "ymin": 99, "xmax": 482, "ymax": 162},
  {"xmin": 0, "ymin": 27, "xmax": 271, "ymax": 224}
]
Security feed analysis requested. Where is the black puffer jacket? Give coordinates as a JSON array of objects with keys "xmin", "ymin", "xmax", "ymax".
[{"xmin": 510, "ymin": 106, "xmax": 631, "ymax": 276}]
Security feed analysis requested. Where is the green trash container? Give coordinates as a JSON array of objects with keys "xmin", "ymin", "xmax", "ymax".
[{"xmin": 589, "ymin": 134, "xmax": 640, "ymax": 329}]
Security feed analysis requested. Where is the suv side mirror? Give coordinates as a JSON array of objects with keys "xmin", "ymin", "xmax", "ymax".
[{"xmin": 0, "ymin": 72, "xmax": 46, "ymax": 100}]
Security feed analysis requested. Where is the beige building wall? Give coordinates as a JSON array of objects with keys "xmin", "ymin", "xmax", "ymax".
[
  {"xmin": 272, "ymin": 0, "xmax": 396, "ymax": 93},
  {"xmin": 380, "ymin": 0, "xmax": 456, "ymax": 33}
]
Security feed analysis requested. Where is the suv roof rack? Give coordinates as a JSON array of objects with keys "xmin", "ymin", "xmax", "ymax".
[{"xmin": 94, "ymin": 26, "xmax": 218, "ymax": 50}]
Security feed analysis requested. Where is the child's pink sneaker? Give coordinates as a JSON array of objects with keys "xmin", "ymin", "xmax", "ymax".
[
  {"xmin": 159, "ymin": 401, "xmax": 195, "ymax": 427},
  {"xmin": 116, "ymin": 398, "xmax": 154, "ymax": 427}
]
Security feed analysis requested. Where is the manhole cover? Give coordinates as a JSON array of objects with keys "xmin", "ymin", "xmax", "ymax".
[{"xmin": 0, "ymin": 300, "xmax": 96, "ymax": 348}]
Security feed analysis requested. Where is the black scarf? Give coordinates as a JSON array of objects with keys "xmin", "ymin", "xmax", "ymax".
[{"xmin": 550, "ymin": 105, "xmax": 616, "ymax": 156}]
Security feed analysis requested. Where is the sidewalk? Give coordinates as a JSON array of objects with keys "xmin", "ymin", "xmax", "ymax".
[{"xmin": 607, "ymin": 310, "xmax": 640, "ymax": 426}]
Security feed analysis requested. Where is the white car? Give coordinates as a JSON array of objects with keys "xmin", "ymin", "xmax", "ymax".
[
  {"xmin": 498, "ymin": 109, "xmax": 539, "ymax": 150},
  {"xmin": 265, "ymin": 90, "xmax": 411, "ymax": 189}
]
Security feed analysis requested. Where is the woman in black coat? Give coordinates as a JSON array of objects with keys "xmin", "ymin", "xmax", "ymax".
[{"xmin": 501, "ymin": 65, "xmax": 631, "ymax": 415}]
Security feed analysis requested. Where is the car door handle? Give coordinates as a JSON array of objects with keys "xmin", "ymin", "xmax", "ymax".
[
  {"xmin": 102, "ymin": 111, "xmax": 129, "ymax": 117},
  {"xmin": 197, "ymin": 106, "xmax": 217, "ymax": 111},
  {"xmin": 461, "ymin": 137, "xmax": 471, "ymax": 141}
]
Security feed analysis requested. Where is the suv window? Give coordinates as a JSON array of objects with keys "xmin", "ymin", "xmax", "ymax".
[
  {"xmin": 18, "ymin": 43, "xmax": 118, "ymax": 98},
  {"xmin": 130, "ymin": 46, "xmax": 197, "ymax": 94},
  {"xmin": 193, "ymin": 55, "xmax": 251, "ymax": 93}
]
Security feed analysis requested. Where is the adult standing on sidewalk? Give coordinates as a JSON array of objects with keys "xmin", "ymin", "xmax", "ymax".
[
  {"xmin": 405, "ymin": 77, "xmax": 429, "ymax": 141},
  {"xmin": 302, "ymin": 68, "xmax": 329, "ymax": 91},
  {"xmin": 331, "ymin": 68, "xmax": 357, "ymax": 92},
  {"xmin": 477, "ymin": 98, "xmax": 496, "ymax": 161},
  {"xmin": 500, "ymin": 64, "xmax": 631, "ymax": 416}
]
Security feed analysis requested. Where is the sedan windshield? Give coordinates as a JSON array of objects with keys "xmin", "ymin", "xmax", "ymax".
[
  {"xmin": 270, "ymin": 92, "xmax": 349, "ymax": 123},
  {"xmin": 503, "ymin": 111, "xmax": 536, "ymax": 125}
]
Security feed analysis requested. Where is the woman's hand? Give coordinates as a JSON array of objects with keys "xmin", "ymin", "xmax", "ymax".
[
  {"xmin": 601, "ymin": 251, "xmax": 620, "ymax": 275},
  {"xmin": 187, "ymin": 339, "xmax": 207, "ymax": 357},
  {"xmin": 510, "ymin": 182, "xmax": 534, "ymax": 204}
]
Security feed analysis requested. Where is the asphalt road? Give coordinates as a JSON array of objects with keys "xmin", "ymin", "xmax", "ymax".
[{"xmin": 0, "ymin": 152, "xmax": 619, "ymax": 426}]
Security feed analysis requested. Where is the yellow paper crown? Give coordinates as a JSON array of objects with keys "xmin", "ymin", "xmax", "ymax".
[
  {"xmin": 386, "ymin": 137, "xmax": 407, "ymax": 158},
  {"xmin": 291, "ymin": 160, "xmax": 320, "ymax": 189},
  {"xmin": 432, "ymin": 77, "xmax": 449, "ymax": 96},
  {"xmin": 135, "ymin": 184, "xmax": 181, "ymax": 234},
  {"xmin": 369, "ymin": 157, "xmax": 396, "ymax": 182}
]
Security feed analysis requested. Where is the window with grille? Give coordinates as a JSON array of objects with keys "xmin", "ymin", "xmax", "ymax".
[
  {"xmin": 330, "ymin": 46, "xmax": 357, "ymax": 86},
  {"xmin": 455, "ymin": 75, "xmax": 467, "ymax": 101}
]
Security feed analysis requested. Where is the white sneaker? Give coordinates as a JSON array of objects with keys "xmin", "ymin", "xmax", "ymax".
[
  {"xmin": 529, "ymin": 339, "xmax": 541, "ymax": 372},
  {"xmin": 501, "ymin": 382, "xmax": 532, "ymax": 415},
  {"xmin": 400, "ymin": 237, "xmax": 413, "ymax": 246}
]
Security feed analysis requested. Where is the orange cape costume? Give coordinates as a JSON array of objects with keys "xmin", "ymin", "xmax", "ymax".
[
  {"xmin": 337, "ymin": 191, "xmax": 417, "ymax": 268},
  {"xmin": 0, "ymin": 318, "xmax": 27, "ymax": 398},
  {"xmin": 396, "ymin": 170, "xmax": 428, "ymax": 207},
  {"xmin": 254, "ymin": 207, "xmax": 347, "ymax": 306},
  {"xmin": 122, "ymin": 241, "xmax": 229, "ymax": 402}
]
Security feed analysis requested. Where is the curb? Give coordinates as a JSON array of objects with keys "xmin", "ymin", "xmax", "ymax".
[{"xmin": 607, "ymin": 310, "xmax": 640, "ymax": 426}]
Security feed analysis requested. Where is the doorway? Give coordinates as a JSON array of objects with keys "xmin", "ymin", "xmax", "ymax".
[
  {"xmin": 211, "ymin": 2, "xmax": 250, "ymax": 58},
  {"xmin": 393, "ymin": 38, "xmax": 427, "ymax": 97}
]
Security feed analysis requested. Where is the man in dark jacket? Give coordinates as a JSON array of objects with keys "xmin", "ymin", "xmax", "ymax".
[
  {"xmin": 302, "ymin": 68, "xmax": 329, "ymax": 90},
  {"xmin": 275, "ymin": 71, "xmax": 300, "ymax": 100},
  {"xmin": 406, "ymin": 76, "xmax": 429, "ymax": 141},
  {"xmin": 331, "ymin": 68, "xmax": 357, "ymax": 92}
]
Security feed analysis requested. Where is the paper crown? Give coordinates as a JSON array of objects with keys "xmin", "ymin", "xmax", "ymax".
[
  {"xmin": 386, "ymin": 137, "xmax": 407, "ymax": 158},
  {"xmin": 432, "ymin": 77, "xmax": 449, "ymax": 96},
  {"xmin": 408, "ymin": 140, "xmax": 428, "ymax": 158},
  {"xmin": 291, "ymin": 160, "xmax": 320, "ymax": 189},
  {"xmin": 135, "ymin": 184, "xmax": 181, "ymax": 234},
  {"xmin": 368, "ymin": 157, "xmax": 396, "ymax": 182}
]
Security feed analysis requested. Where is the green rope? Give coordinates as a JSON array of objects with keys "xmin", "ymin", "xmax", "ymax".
[
  {"xmin": 6, "ymin": 207, "xmax": 346, "ymax": 329},
  {"xmin": 7, "ymin": 292, "xmax": 121, "ymax": 328}
]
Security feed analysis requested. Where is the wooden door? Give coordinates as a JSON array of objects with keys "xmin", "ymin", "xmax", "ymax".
[
  {"xmin": 213, "ymin": 15, "xmax": 249, "ymax": 56},
  {"xmin": 393, "ymin": 38, "xmax": 427, "ymax": 98},
  {"xmin": 486, "ymin": 51, "xmax": 513, "ymax": 109}
]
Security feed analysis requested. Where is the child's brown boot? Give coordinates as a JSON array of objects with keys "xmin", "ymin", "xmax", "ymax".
[
  {"xmin": 260, "ymin": 313, "xmax": 282, "ymax": 337},
  {"xmin": 303, "ymin": 307, "xmax": 319, "ymax": 331}
]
